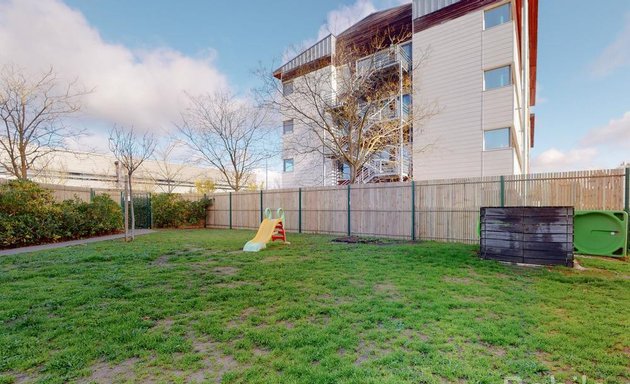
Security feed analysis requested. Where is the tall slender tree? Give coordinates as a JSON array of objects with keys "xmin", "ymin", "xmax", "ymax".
[{"xmin": 108, "ymin": 125, "xmax": 156, "ymax": 241}]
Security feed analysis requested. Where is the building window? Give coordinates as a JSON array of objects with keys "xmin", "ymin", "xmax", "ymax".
[
  {"xmin": 484, "ymin": 66, "xmax": 511, "ymax": 90},
  {"xmin": 484, "ymin": 3, "xmax": 512, "ymax": 29},
  {"xmin": 283, "ymin": 81, "xmax": 294, "ymax": 96},
  {"xmin": 484, "ymin": 128, "xmax": 511, "ymax": 150},
  {"xmin": 338, "ymin": 161, "xmax": 350, "ymax": 180},
  {"xmin": 283, "ymin": 119, "xmax": 294, "ymax": 134},
  {"xmin": 283, "ymin": 158, "xmax": 294, "ymax": 172},
  {"xmin": 401, "ymin": 41, "xmax": 412, "ymax": 60}
]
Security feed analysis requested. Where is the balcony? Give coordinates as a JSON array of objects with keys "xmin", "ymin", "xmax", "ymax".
[
  {"xmin": 356, "ymin": 45, "xmax": 412, "ymax": 75},
  {"xmin": 364, "ymin": 99, "xmax": 411, "ymax": 124}
]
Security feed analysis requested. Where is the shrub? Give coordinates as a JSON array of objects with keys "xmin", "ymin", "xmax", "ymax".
[
  {"xmin": 152, "ymin": 193, "xmax": 211, "ymax": 228},
  {"xmin": 0, "ymin": 181, "xmax": 123, "ymax": 249}
]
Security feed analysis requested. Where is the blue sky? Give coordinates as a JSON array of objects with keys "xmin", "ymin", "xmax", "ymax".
[{"xmin": 1, "ymin": 0, "xmax": 628, "ymax": 172}]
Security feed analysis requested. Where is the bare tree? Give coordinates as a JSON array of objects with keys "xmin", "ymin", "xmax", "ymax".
[
  {"xmin": 178, "ymin": 91, "xmax": 272, "ymax": 191},
  {"xmin": 108, "ymin": 126, "xmax": 156, "ymax": 241},
  {"xmin": 0, "ymin": 65, "xmax": 88, "ymax": 179},
  {"xmin": 258, "ymin": 31, "xmax": 436, "ymax": 184},
  {"xmin": 151, "ymin": 140, "xmax": 192, "ymax": 193}
]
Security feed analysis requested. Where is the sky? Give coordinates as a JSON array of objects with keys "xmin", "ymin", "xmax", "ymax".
[{"xmin": 0, "ymin": 0, "xmax": 628, "ymax": 173}]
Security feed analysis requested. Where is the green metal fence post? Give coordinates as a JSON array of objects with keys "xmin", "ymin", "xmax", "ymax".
[
  {"xmin": 625, "ymin": 167, "xmax": 629, "ymax": 213},
  {"xmin": 298, "ymin": 188, "xmax": 302, "ymax": 234},
  {"xmin": 229, "ymin": 192, "xmax": 233, "ymax": 230},
  {"xmin": 347, "ymin": 184, "xmax": 351, "ymax": 236},
  {"xmin": 500, "ymin": 176, "xmax": 505, "ymax": 207},
  {"xmin": 148, "ymin": 193, "xmax": 152, "ymax": 229},
  {"xmin": 411, "ymin": 181, "xmax": 416, "ymax": 241},
  {"xmin": 90, "ymin": 188, "xmax": 94, "ymax": 202},
  {"xmin": 260, "ymin": 190, "xmax": 264, "ymax": 222}
]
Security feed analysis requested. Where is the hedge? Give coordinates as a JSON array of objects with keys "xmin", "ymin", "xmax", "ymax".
[
  {"xmin": 0, "ymin": 180, "xmax": 123, "ymax": 248},
  {"xmin": 152, "ymin": 193, "xmax": 211, "ymax": 228}
]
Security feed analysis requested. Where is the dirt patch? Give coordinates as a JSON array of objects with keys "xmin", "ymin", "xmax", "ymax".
[
  {"xmin": 79, "ymin": 357, "xmax": 139, "ymax": 383},
  {"xmin": 278, "ymin": 320, "xmax": 294, "ymax": 329},
  {"xmin": 442, "ymin": 276, "xmax": 473, "ymax": 285},
  {"xmin": 353, "ymin": 339, "xmax": 393, "ymax": 366},
  {"xmin": 374, "ymin": 282, "xmax": 400, "ymax": 298},
  {"xmin": 215, "ymin": 281, "xmax": 259, "ymax": 289},
  {"xmin": 481, "ymin": 343, "xmax": 506, "ymax": 357},
  {"xmin": 152, "ymin": 317, "xmax": 174, "ymax": 329},
  {"xmin": 5, "ymin": 372, "xmax": 37, "ymax": 384},
  {"xmin": 252, "ymin": 347, "xmax": 269, "ymax": 357},
  {"xmin": 227, "ymin": 307, "xmax": 258, "ymax": 328},
  {"xmin": 534, "ymin": 350, "xmax": 574, "ymax": 376},
  {"xmin": 189, "ymin": 339, "xmax": 239, "ymax": 383},
  {"xmin": 212, "ymin": 266, "xmax": 239, "ymax": 276},
  {"xmin": 401, "ymin": 328, "xmax": 430, "ymax": 342},
  {"xmin": 332, "ymin": 236, "xmax": 410, "ymax": 246},
  {"xmin": 261, "ymin": 256, "xmax": 283, "ymax": 263},
  {"xmin": 152, "ymin": 254, "xmax": 170, "ymax": 266}
]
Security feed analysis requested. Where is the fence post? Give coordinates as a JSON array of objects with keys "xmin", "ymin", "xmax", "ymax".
[
  {"xmin": 500, "ymin": 176, "xmax": 505, "ymax": 207},
  {"xmin": 625, "ymin": 167, "xmax": 629, "ymax": 213},
  {"xmin": 347, "ymin": 184, "xmax": 351, "ymax": 236},
  {"xmin": 411, "ymin": 181, "xmax": 416, "ymax": 241},
  {"xmin": 298, "ymin": 188, "xmax": 302, "ymax": 234},
  {"xmin": 203, "ymin": 194, "xmax": 208, "ymax": 228},
  {"xmin": 260, "ymin": 190, "xmax": 264, "ymax": 223},
  {"xmin": 229, "ymin": 192, "xmax": 233, "ymax": 230},
  {"xmin": 90, "ymin": 188, "xmax": 95, "ymax": 202},
  {"xmin": 148, "ymin": 193, "xmax": 152, "ymax": 229}
]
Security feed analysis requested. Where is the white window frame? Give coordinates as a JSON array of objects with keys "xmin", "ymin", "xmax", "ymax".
[
  {"xmin": 483, "ymin": 127, "xmax": 512, "ymax": 151},
  {"xmin": 283, "ymin": 119, "xmax": 294, "ymax": 135},
  {"xmin": 283, "ymin": 81, "xmax": 294, "ymax": 96},
  {"xmin": 483, "ymin": 65, "xmax": 512, "ymax": 91},
  {"xmin": 483, "ymin": 2, "xmax": 512, "ymax": 30},
  {"xmin": 283, "ymin": 158, "xmax": 294, "ymax": 172}
]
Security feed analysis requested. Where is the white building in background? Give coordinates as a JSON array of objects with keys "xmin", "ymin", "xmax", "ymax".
[
  {"xmin": 0, "ymin": 149, "xmax": 233, "ymax": 193},
  {"xmin": 275, "ymin": 0, "xmax": 538, "ymax": 187}
]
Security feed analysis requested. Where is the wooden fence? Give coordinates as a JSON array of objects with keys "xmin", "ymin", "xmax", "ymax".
[
  {"xmin": 206, "ymin": 168, "xmax": 630, "ymax": 244},
  {"xmin": 2, "ymin": 168, "xmax": 628, "ymax": 243}
]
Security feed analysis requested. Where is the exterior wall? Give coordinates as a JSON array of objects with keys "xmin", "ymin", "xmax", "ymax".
[
  {"xmin": 280, "ymin": 66, "xmax": 336, "ymax": 188},
  {"xmin": 412, "ymin": 2, "xmax": 523, "ymax": 180},
  {"xmin": 0, "ymin": 149, "xmax": 229, "ymax": 193}
]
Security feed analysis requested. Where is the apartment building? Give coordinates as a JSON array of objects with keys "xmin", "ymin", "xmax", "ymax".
[{"xmin": 274, "ymin": 0, "xmax": 538, "ymax": 187}]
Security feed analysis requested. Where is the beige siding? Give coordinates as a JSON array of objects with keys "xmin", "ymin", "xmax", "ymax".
[
  {"xmin": 281, "ymin": 66, "xmax": 335, "ymax": 188},
  {"xmin": 413, "ymin": 11, "xmax": 483, "ymax": 180},
  {"xmin": 482, "ymin": 148, "xmax": 514, "ymax": 176},
  {"xmin": 482, "ymin": 22, "xmax": 513, "ymax": 69},
  {"xmin": 482, "ymin": 86, "xmax": 513, "ymax": 129},
  {"xmin": 413, "ymin": 5, "xmax": 520, "ymax": 180}
]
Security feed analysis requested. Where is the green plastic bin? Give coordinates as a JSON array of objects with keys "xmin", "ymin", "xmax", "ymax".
[{"xmin": 574, "ymin": 210, "xmax": 628, "ymax": 257}]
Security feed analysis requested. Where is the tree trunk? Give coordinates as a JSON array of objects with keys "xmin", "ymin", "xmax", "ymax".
[
  {"xmin": 123, "ymin": 176, "xmax": 129, "ymax": 241},
  {"xmin": 19, "ymin": 145, "xmax": 28, "ymax": 179},
  {"xmin": 129, "ymin": 173, "xmax": 135, "ymax": 241}
]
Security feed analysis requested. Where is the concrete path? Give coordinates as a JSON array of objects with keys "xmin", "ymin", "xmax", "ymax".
[{"xmin": 0, "ymin": 229, "xmax": 155, "ymax": 256}]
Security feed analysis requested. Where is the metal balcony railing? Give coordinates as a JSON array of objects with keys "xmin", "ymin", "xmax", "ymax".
[
  {"xmin": 356, "ymin": 45, "xmax": 412, "ymax": 75},
  {"xmin": 278, "ymin": 34, "xmax": 336, "ymax": 76},
  {"xmin": 364, "ymin": 100, "xmax": 411, "ymax": 123}
]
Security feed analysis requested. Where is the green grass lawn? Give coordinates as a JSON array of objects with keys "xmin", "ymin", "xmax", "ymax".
[{"xmin": 0, "ymin": 229, "xmax": 628, "ymax": 384}]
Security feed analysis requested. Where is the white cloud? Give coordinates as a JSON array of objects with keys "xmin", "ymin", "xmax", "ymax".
[
  {"xmin": 531, "ymin": 147, "xmax": 600, "ymax": 172},
  {"xmin": 0, "ymin": 0, "xmax": 228, "ymax": 142},
  {"xmin": 581, "ymin": 111, "xmax": 630, "ymax": 149},
  {"xmin": 591, "ymin": 12, "xmax": 630, "ymax": 76},
  {"xmin": 316, "ymin": 0, "xmax": 378, "ymax": 40},
  {"xmin": 532, "ymin": 111, "xmax": 630, "ymax": 172}
]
